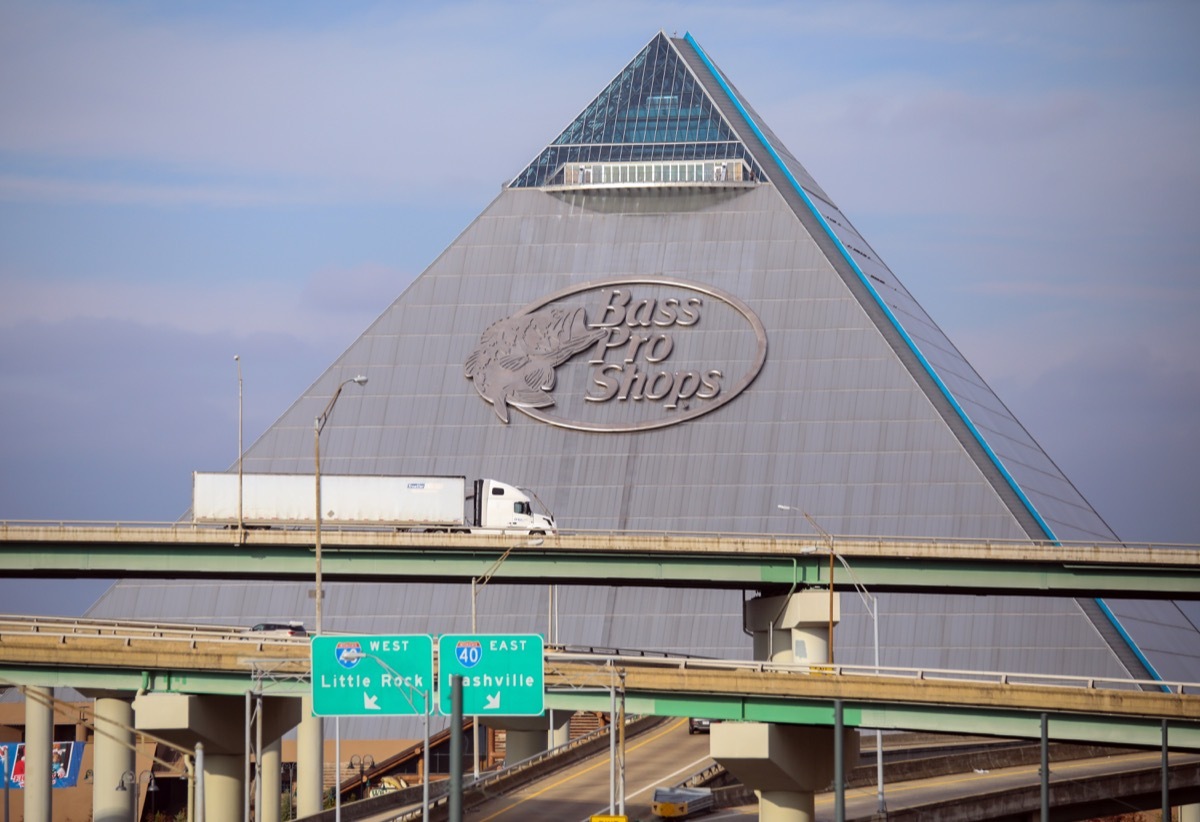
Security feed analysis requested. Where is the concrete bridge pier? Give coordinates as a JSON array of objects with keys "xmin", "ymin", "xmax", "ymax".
[
  {"xmin": 22, "ymin": 686, "xmax": 53, "ymax": 822},
  {"xmin": 482, "ymin": 712, "xmax": 572, "ymax": 765},
  {"xmin": 296, "ymin": 695, "xmax": 323, "ymax": 817},
  {"xmin": 260, "ymin": 737, "xmax": 282, "ymax": 822},
  {"xmin": 204, "ymin": 753, "xmax": 244, "ymax": 819},
  {"xmin": 92, "ymin": 697, "xmax": 136, "ymax": 822},
  {"xmin": 711, "ymin": 590, "xmax": 858, "ymax": 822},
  {"xmin": 132, "ymin": 692, "xmax": 300, "ymax": 822}
]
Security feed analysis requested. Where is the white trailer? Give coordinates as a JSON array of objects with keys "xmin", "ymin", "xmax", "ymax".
[{"xmin": 192, "ymin": 473, "xmax": 555, "ymax": 534}]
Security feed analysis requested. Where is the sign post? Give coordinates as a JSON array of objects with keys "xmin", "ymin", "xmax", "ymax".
[
  {"xmin": 311, "ymin": 635, "xmax": 433, "ymax": 716},
  {"xmin": 437, "ymin": 634, "xmax": 544, "ymax": 716}
]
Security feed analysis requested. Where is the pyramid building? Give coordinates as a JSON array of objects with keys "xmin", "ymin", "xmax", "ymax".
[{"xmin": 92, "ymin": 32, "xmax": 1200, "ymax": 702}]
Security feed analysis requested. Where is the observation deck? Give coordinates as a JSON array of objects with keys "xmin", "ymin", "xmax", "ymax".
[{"xmin": 541, "ymin": 158, "xmax": 758, "ymax": 192}]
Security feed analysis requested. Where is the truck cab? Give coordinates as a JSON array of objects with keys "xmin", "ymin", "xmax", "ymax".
[{"xmin": 475, "ymin": 479, "xmax": 556, "ymax": 535}]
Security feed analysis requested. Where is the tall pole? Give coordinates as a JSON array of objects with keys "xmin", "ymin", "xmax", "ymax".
[
  {"xmin": 314, "ymin": 419, "xmax": 324, "ymax": 634},
  {"xmin": 334, "ymin": 718, "xmax": 341, "ymax": 822},
  {"xmin": 1040, "ymin": 713, "xmax": 1049, "ymax": 822},
  {"xmin": 195, "ymin": 743, "xmax": 205, "ymax": 822},
  {"xmin": 449, "ymin": 675, "xmax": 463, "ymax": 822},
  {"xmin": 776, "ymin": 505, "xmax": 837, "ymax": 661},
  {"xmin": 340, "ymin": 650, "xmax": 428, "ymax": 821},
  {"xmin": 244, "ymin": 691, "xmax": 252, "ymax": 822},
  {"xmin": 314, "ymin": 375, "xmax": 367, "ymax": 635},
  {"xmin": 423, "ymin": 691, "xmax": 430, "ymax": 822},
  {"xmin": 467, "ymin": 541, "xmax": 526, "ymax": 781},
  {"xmin": 609, "ymin": 685, "xmax": 616, "ymax": 813},
  {"xmin": 779, "ymin": 506, "xmax": 888, "ymax": 814},
  {"xmin": 831, "ymin": 551, "xmax": 885, "ymax": 814},
  {"xmin": 471, "ymin": 577, "xmax": 480, "ymax": 780},
  {"xmin": 235, "ymin": 354, "xmax": 243, "ymax": 535},
  {"xmin": 1161, "ymin": 720, "xmax": 1169, "ymax": 822},
  {"xmin": 828, "ymin": 547, "xmax": 835, "ymax": 664},
  {"xmin": 835, "ymin": 699, "xmax": 845, "ymax": 822},
  {"xmin": 873, "ymin": 595, "xmax": 885, "ymax": 815}
]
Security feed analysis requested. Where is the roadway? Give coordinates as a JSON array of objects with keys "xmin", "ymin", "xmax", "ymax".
[
  {"xmin": 3, "ymin": 617, "xmax": 1200, "ymax": 818},
  {"xmin": 2, "ymin": 617, "xmax": 1198, "ymax": 751},
  {"xmin": 462, "ymin": 717, "xmax": 709, "ymax": 822},
  {"xmin": 3, "ymin": 522, "xmax": 1200, "ymax": 598},
  {"xmin": 367, "ymin": 720, "xmax": 1200, "ymax": 821}
]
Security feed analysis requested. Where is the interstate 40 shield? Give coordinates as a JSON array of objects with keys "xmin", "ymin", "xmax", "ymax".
[{"xmin": 437, "ymin": 634, "xmax": 544, "ymax": 716}]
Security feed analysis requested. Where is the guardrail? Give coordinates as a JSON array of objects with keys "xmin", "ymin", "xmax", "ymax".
[
  {"xmin": 3, "ymin": 519, "xmax": 1198, "ymax": 554},
  {"xmin": 546, "ymin": 652, "xmax": 1200, "ymax": 697},
  {"xmin": 4, "ymin": 615, "xmax": 1197, "ymax": 697},
  {"xmin": 0, "ymin": 614, "xmax": 311, "ymax": 651}
]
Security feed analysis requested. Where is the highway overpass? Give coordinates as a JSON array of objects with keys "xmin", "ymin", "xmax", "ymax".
[
  {"xmin": 3, "ymin": 522, "xmax": 1199, "ymax": 598},
  {"xmin": 1, "ymin": 617, "xmax": 1197, "ymax": 751}
]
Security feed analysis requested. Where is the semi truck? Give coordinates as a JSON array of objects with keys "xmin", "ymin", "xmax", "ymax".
[{"xmin": 192, "ymin": 473, "xmax": 555, "ymax": 534}]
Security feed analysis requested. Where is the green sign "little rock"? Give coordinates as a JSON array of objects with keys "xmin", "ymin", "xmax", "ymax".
[{"xmin": 311, "ymin": 635, "xmax": 433, "ymax": 717}]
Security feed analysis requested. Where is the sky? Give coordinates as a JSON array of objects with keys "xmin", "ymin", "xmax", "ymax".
[{"xmin": 1, "ymin": 1, "xmax": 1198, "ymax": 614}]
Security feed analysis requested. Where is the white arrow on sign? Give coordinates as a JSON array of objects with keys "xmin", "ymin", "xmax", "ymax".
[
  {"xmin": 484, "ymin": 692, "xmax": 501, "ymax": 711},
  {"xmin": 363, "ymin": 693, "xmax": 380, "ymax": 711}
]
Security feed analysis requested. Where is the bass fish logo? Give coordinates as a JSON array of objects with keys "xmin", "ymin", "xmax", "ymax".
[{"xmin": 464, "ymin": 306, "xmax": 606, "ymax": 423}]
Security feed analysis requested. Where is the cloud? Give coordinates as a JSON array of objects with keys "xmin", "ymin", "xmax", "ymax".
[
  {"xmin": 0, "ymin": 314, "xmax": 330, "ymax": 520},
  {"xmin": 0, "ymin": 1, "xmax": 603, "ymax": 205},
  {"xmin": 0, "ymin": 264, "xmax": 407, "ymax": 347}
]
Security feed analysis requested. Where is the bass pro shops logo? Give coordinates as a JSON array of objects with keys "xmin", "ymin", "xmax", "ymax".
[{"xmin": 465, "ymin": 277, "xmax": 767, "ymax": 433}]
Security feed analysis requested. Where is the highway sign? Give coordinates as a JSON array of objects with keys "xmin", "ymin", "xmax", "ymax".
[
  {"xmin": 311, "ymin": 635, "xmax": 433, "ymax": 716},
  {"xmin": 437, "ymin": 634, "xmax": 544, "ymax": 716}
]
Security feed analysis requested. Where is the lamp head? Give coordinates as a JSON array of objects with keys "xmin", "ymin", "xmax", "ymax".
[{"xmin": 352, "ymin": 375, "xmax": 368, "ymax": 386}]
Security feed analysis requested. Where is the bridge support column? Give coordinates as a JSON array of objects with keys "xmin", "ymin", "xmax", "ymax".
[
  {"xmin": 482, "ymin": 713, "xmax": 572, "ymax": 766},
  {"xmin": 260, "ymin": 737, "xmax": 282, "ymax": 822},
  {"xmin": 132, "ymin": 692, "xmax": 301, "ymax": 822},
  {"xmin": 746, "ymin": 588, "xmax": 839, "ymax": 666},
  {"xmin": 712, "ymin": 590, "xmax": 857, "ymax": 822},
  {"xmin": 92, "ymin": 697, "xmax": 136, "ymax": 822},
  {"xmin": 23, "ymin": 686, "xmax": 53, "ymax": 822},
  {"xmin": 203, "ymin": 753, "xmax": 243, "ymax": 821},
  {"xmin": 761, "ymin": 790, "xmax": 815, "ymax": 822},
  {"xmin": 296, "ymin": 695, "xmax": 324, "ymax": 817}
]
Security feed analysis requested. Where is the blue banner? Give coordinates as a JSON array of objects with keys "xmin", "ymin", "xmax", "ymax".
[{"xmin": 0, "ymin": 742, "xmax": 84, "ymax": 789}]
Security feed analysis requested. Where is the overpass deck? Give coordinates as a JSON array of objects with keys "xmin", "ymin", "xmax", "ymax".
[
  {"xmin": 1, "ymin": 618, "xmax": 1197, "ymax": 753},
  {"xmin": 2, "ymin": 523, "xmax": 1198, "ymax": 597}
]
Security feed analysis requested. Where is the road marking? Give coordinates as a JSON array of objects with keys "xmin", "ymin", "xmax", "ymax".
[{"xmin": 475, "ymin": 717, "xmax": 689, "ymax": 822}]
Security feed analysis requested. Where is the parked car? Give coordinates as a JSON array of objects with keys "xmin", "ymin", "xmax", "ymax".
[{"xmin": 247, "ymin": 622, "xmax": 307, "ymax": 637}]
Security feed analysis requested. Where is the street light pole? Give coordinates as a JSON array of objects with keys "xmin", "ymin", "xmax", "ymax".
[
  {"xmin": 349, "ymin": 755, "xmax": 374, "ymax": 801},
  {"xmin": 776, "ymin": 504, "xmax": 885, "ymax": 814},
  {"xmin": 314, "ymin": 375, "xmax": 367, "ymax": 636},
  {"xmin": 341, "ymin": 651, "xmax": 430, "ymax": 822},
  {"xmin": 468, "ymin": 537, "xmax": 541, "ymax": 779},
  {"xmin": 776, "ymin": 504, "xmax": 836, "ymax": 661},
  {"xmin": 830, "ymin": 552, "xmax": 886, "ymax": 815},
  {"xmin": 235, "ymin": 355, "xmax": 244, "ymax": 537}
]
